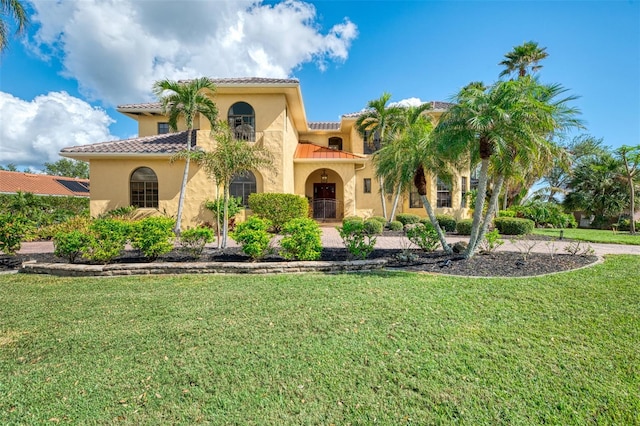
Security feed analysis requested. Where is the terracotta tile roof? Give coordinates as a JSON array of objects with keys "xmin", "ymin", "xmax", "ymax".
[
  {"xmin": 0, "ymin": 170, "xmax": 90, "ymax": 197},
  {"xmin": 308, "ymin": 122, "xmax": 341, "ymax": 131},
  {"xmin": 61, "ymin": 130, "xmax": 196, "ymax": 155},
  {"xmin": 294, "ymin": 142, "xmax": 365, "ymax": 160},
  {"xmin": 342, "ymin": 101, "xmax": 453, "ymax": 118}
]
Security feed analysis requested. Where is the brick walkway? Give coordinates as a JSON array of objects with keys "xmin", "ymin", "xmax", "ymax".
[{"xmin": 17, "ymin": 225, "xmax": 640, "ymax": 256}]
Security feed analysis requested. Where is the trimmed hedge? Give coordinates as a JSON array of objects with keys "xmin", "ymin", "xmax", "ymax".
[
  {"xmin": 456, "ymin": 219, "xmax": 473, "ymax": 235},
  {"xmin": 388, "ymin": 221, "xmax": 403, "ymax": 231},
  {"xmin": 494, "ymin": 217, "xmax": 534, "ymax": 235},
  {"xmin": 370, "ymin": 216, "xmax": 387, "ymax": 224},
  {"xmin": 279, "ymin": 218, "xmax": 323, "ymax": 261},
  {"xmin": 436, "ymin": 215, "xmax": 457, "ymax": 233},
  {"xmin": 498, "ymin": 210, "xmax": 516, "ymax": 217},
  {"xmin": 248, "ymin": 193, "xmax": 308, "ymax": 232},
  {"xmin": 396, "ymin": 213, "xmax": 420, "ymax": 226},
  {"xmin": 364, "ymin": 218, "xmax": 384, "ymax": 235}
]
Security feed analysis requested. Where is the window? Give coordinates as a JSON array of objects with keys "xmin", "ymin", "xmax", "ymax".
[
  {"xmin": 470, "ymin": 164, "xmax": 480, "ymax": 191},
  {"xmin": 329, "ymin": 137, "xmax": 343, "ymax": 150},
  {"xmin": 363, "ymin": 130, "xmax": 381, "ymax": 154},
  {"xmin": 410, "ymin": 189, "xmax": 423, "ymax": 208},
  {"xmin": 158, "ymin": 122, "xmax": 170, "ymax": 134},
  {"xmin": 437, "ymin": 178, "xmax": 452, "ymax": 208},
  {"xmin": 130, "ymin": 167, "xmax": 158, "ymax": 208},
  {"xmin": 228, "ymin": 102, "xmax": 255, "ymax": 141},
  {"xmin": 230, "ymin": 171, "xmax": 257, "ymax": 207},
  {"xmin": 363, "ymin": 178, "xmax": 372, "ymax": 194},
  {"xmin": 461, "ymin": 176, "xmax": 468, "ymax": 208}
]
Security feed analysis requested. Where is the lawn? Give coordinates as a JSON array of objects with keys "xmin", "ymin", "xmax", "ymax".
[
  {"xmin": 533, "ymin": 227, "xmax": 640, "ymax": 245},
  {"xmin": 1, "ymin": 256, "xmax": 639, "ymax": 424}
]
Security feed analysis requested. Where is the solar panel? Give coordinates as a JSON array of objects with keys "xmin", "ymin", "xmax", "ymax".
[{"xmin": 55, "ymin": 179, "xmax": 90, "ymax": 193}]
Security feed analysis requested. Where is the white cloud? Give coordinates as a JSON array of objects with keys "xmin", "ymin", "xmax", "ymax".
[
  {"xmin": 390, "ymin": 97, "xmax": 426, "ymax": 108},
  {"xmin": 0, "ymin": 92, "xmax": 115, "ymax": 169},
  {"xmin": 28, "ymin": 0, "xmax": 358, "ymax": 105}
]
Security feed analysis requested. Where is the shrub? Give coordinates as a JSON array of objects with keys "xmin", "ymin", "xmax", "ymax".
[
  {"xmin": 370, "ymin": 216, "xmax": 387, "ymax": 224},
  {"xmin": 511, "ymin": 201, "xmax": 576, "ymax": 228},
  {"xmin": 494, "ymin": 217, "xmax": 534, "ymax": 235},
  {"xmin": 364, "ymin": 218, "xmax": 384, "ymax": 235},
  {"xmin": 617, "ymin": 219, "xmax": 640, "ymax": 232},
  {"xmin": 279, "ymin": 218, "xmax": 323, "ymax": 261},
  {"xmin": 37, "ymin": 216, "xmax": 92, "ymax": 240},
  {"xmin": 0, "ymin": 214, "xmax": 33, "ymax": 255},
  {"xmin": 342, "ymin": 216, "xmax": 364, "ymax": 226},
  {"xmin": 405, "ymin": 223, "xmax": 440, "ymax": 252},
  {"xmin": 231, "ymin": 216, "xmax": 273, "ymax": 260},
  {"xmin": 456, "ymin": 219, "xmax": 473, "ymax": 235},
  {"xmin": 178, "ymin": 227, "xmax": 214, "ymax": 258},
  {"xmin": 436, "ymin": 215, "xmax": 457, "ymax": 232},
  {"xmin": 478, "ymin": 229, "xmax": 504, "ymax": 253},
  {"xmin": 53, "ymin": 230, "xmax": 92, "ymax": 263},
  {"xmin": 396, "ymin": 213, "xmax": 420, "ymax": 226},
  {"xmin": 130, "ymin": 216, "xmax": 175, "ymax": 260},
  {"xmin": 388, "ymin": 221, "xmax": 403, "ymax": 231},
  {"xmin": 337, "ymin": 220, "xmax": 376, "ymax": 259},
  {"xmin": 498, "ymin": 210, "xmax": 516, "ymax": 217},
  {"xmin": 99, "ymin": 205, "xmax": 137, "ymax": 220},
  {"xmin": 205, "ymin": 197, "xmax": 244, "ymax": 230},
  {"xmin": 84, "ymin": 218, "xmax": 131, "ymax": 264},
  {"xmin": 248, "ymin": 193, "xmax": 308, "ymax": 232}
]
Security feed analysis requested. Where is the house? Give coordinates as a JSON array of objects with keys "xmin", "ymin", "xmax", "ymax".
[
  {"xmin": 60, "ymin": 77, "xmax": 470, "ymax": 229},
  {"xmin": 0, "ymin": 170, "xmax": 90, "ymax": 198}
]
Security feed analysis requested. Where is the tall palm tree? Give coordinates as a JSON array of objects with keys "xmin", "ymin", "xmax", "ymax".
[
  {"xmin": 355, "ymin": 92, "xmax": 402, "ymax": 220},
  {"xmin": 614, "ymin": 145, "xmax": 640, "ymax": 234},
  {"xmin": 153, "ymin": 77, "xmax": 219, "ymax": 235},
  {"xmin": 434, "ymin": 77, "xmax": 581, "ymax": 257},
  {"xmin": 1, "ymin": 0, "xmax": 28, "ymax": 52},
  {"xmin": 198, "ymin": 122, "xmax": 274, "ymax": 248},
  {"xmin": 374, "ymin": 111, "xmax": 454, "ymax": 253},
  {"xmin": 499, "ymin": 41, "xmax": 548, "ymax": 79}
]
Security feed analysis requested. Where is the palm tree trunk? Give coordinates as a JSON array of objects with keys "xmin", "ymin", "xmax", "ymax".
[
  {"xmin": 215, "ymin": 184, "xmax": 221, "ymax": 249},
  {"xmin": 502, "ymin": 182, "xmax": 508, "ymax": 210},
  {"xmin": 389, "ymin": 186, "xmax": 402, "ymax": 222},
  {"xmin": 470, "ymin": 175, "xmax": 505, "ymax": 256},
  {"xmin": 174, "ymin": 129, "xmax": 192, "ymax": 236},
  {"xmin": 379, "ymin": 176, "xmax": 388, "ymax": 220},
  {"xmin": 629, "ymin": 176, "xmax": 636, "ymax": 234},
  {"xmin": 222, "ymin": 184, "xmax": 229, "ymax": 248},
  {"xmin": 420, "ymin": 195, "xmax": 452, "ymax": 254},
  {"xmin": 465, "ymin": 159, "xmax": 490, "ymax": 258}
]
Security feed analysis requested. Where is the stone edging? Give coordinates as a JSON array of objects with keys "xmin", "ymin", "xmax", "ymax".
[{"xmin": 20, "ymin": 259, "xmax": 388, "ymax": 277}]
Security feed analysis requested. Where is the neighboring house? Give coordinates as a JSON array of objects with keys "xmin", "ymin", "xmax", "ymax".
[
  {"xmin": 0, "ymin": 170, "xmax": 90, "ymax": 197},
  {"xmin": 60, "ymin": 77, "xmax": 470, "ymax": 229}
]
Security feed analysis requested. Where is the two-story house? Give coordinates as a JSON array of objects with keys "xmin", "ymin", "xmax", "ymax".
[{"xmin": 60, "ymin": 77, "xmax": 471, "ymax": 229}]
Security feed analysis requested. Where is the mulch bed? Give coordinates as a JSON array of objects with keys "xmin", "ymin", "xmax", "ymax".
[{"xmin": 2, "ymin": 247, "xmax": 598, "ymax": 277}]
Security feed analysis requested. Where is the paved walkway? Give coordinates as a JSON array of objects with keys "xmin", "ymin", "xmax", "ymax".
[{"xmin": 17, "ymin": 225, "xmax": 640, "ymax": 256}]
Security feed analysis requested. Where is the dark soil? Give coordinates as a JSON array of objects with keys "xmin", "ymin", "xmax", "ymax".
[{"xmin": 3, "ymin": 247, "xmax": 598, "ymax": 277}]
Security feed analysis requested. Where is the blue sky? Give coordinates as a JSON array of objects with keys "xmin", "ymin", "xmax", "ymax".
[{"xmin": 0, "ymin": 0, "xmax": 638, "ymax": 171}]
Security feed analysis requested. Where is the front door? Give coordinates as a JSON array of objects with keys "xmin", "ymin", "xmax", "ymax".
[{"xmin": 313, "ymin": 183, "xmax": 336, "ymax": 219}]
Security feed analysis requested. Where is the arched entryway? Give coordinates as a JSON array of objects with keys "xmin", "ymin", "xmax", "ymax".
[{"xmin": 305, "ymin": 169, "xmax": 344, "ymax": 221}]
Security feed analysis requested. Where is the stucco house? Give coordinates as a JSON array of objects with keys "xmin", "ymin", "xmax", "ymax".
[{"xmin": 61, "ymin": 77, "xmax": 471, "ymax": 229}]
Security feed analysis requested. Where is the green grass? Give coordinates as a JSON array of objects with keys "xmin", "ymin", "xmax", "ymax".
[
  {"xmin": 533, "ymin": 227, "xmax": 640, "ymax": 245},
  {"xmin": 2, "ymin": 256, "xmax": 639, "ymax": 424}
]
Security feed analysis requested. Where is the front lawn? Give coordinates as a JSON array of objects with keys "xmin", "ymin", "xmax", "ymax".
[
  {"xmin": 1, "ymin": 256, "xmax": 639, "ymax": 424},
  {"xmin": 533, "ymin": 227, "xmax": 640, "ymax": 245}
]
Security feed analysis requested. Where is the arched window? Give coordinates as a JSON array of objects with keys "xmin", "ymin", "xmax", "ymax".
[
  {"xmin": 130, "ymin": 167, "xmax": 158, "ymax": 208},
  {"xmin": 228, "ymin": 102, "xmax": 255, "ymax": 141},
  {"xmin": 230, "ymin": 171, "xmax": 257, "ymax": 207},
  {"xmin": 328, "ymin": 137, "xmax": 343, "ymax": 150}
]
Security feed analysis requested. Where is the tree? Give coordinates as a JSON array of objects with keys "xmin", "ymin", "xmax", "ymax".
[
  {"xmin": 187, "ymin": 121, "xmax": 274, "ymax": 248},
  {"xmin": 614, "ymin": 145, "xmax": 640, "ymax": 234},
  {"xmin": 499, "ymin": 41, "xmax": 548, "ymax": 79},
  {"xmin": 0, "ymin": 0, "xmax": 28, "ymax": 52},
  {"xmin": 433, "ymin": 77, "xmax": 581, "ymax": 257},
  {"xmin": 44, "ymin": 159, "xmax": 89, "ymax": 179},
  {"xmin": 355, "ymin": 92, "xmax": 402, "ymax": 220},
  {"xmin": 563, "ymin": 151, "xmax": 629, "ymax": 229},
  {"xmin": 373, "ymin": 108, "xmax": 453, "ymax": 253},
  {"xmin": 0, "ymin": 163, "xmax": 18, "ymax": 171},
  {"xmin": 153, "ymin": 77, "xmax": 219, "ymax": 235}
]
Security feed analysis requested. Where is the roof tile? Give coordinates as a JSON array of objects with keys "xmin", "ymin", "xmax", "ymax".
[
  {"xmin": 0, "ymin": 171, "xmax": 90, "ymax": 197},
  {"xmin": 61, "ymin": 130, "xmax": 196, "ymax": 154},
  {"xmin": 308, "ymin": 122, "xmax": 341, "ymax": 131}
]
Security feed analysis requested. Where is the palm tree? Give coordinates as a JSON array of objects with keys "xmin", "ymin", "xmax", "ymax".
[
  {"xmin": 614, "ymin": 145, "xmax": 640, "ymax": 234},
  {"xmin": 499, "ymin": 41, "xmax": 548, "ymax": 79},
  {"xmin": 374, "ymin": 111, "xmax": 454, "ymax": 253},
  {"xmin": 355, "ymin": 92, "xmax": 402, "ymax": 220},
  {"xmin": 434, "ymin": 77, "xmax": 581, "ymax": 257},
  {"xmin": 198, "ymin": 122, "xmax": 274, "ymax": 248},
  {"xmin": 1, "ymin": 0, "xmax": 29, "ymax": 52},
  {"xmin": 153, "ymin": 77, "xmax": 219, "ymax": 235}
]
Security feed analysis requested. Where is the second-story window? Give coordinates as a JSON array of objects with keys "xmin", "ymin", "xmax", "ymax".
[
  {"xmin": 158, "ymin": 122, "xmax": 170, "ymax": 134},
  {"xmin": 363, "ymin": 178, "xmax": 372, "ymax": 194},
  {"xmin": 437, "ymin": 177, "xmax": 452, "ymax": 208},
  {"xmin": 363, "ymin": 130, "xmax": 381, "ymax": 154},
  {"xmin": 329, "ymin": 137, "xmax": 343, "ymax": 150},
  {"xmin": 228, "ymin": 102, "xmax": 255, "ymax": 142}
]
